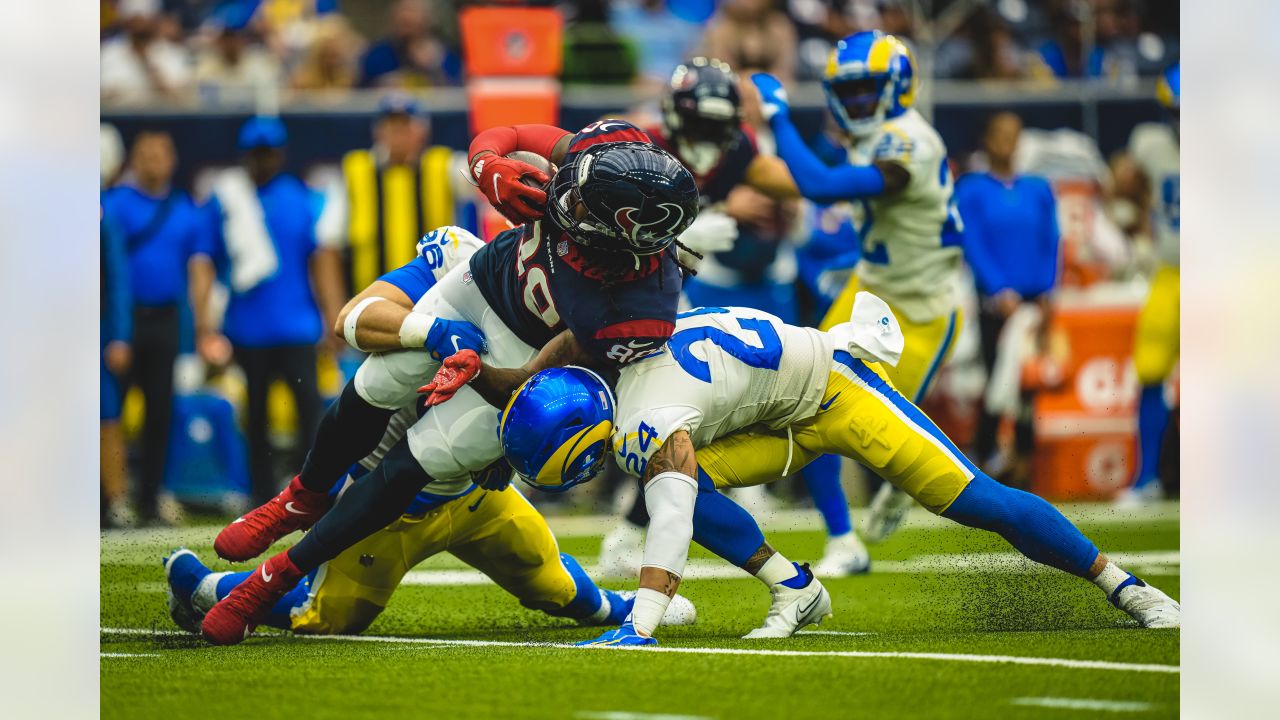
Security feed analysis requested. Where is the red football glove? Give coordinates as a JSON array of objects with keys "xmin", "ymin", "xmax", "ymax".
[
  {"xmin": 471, "ymin": 154, "xmax": 551, "ymax": 225},
  {"xmin": 418, "ymin": 349, "xmax": 483, "ymax": 407}
]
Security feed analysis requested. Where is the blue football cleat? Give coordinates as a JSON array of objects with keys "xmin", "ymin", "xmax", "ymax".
[
  {"xmin": 163, "ymin": 548, "xmax": 210, "ymax": 634},
  {"xmin": 576, "ymin": 622, "xmax": 657, "ymax": 647}
]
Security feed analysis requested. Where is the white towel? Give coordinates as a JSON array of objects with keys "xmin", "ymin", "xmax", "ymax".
[
  {"xmin": 984, "ymin": 303, "xmax": 1043, "ymax": 418},
  {"xmin": 827, "ymin": 291, "xmax": 905, "ymax": 367},
  {"xmin": 212, "ymin": 167, "xmax": 278, "ymax": 293}
]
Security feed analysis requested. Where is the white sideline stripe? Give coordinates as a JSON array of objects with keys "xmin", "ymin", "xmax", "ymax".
[
  {"xmin": 797, "ymin": 630, "xmax": 874, "ymax": 636},
  {"xmin": 578, "ymin": 707, "xmax": 711, "ymax": 712},
  {"xmin": 101, "ymin": 652, "xmax": 159, "ymax": 658},
  {"xmin": 1011, "ymin": 697, "xmax": 1155, "ymax": 712},
  {"xmin": 99, "ymin": 627, "xmax": 1178, "ymax": 674}
]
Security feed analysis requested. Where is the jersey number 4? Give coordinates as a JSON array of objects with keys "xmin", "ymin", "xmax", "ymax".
[
  {"xmin": 669, "ymin": 308, "xmax": 783, "ymax": 383},
  {"xmin": 516, "ymin": 228, "xmax": 561, "ymax": 328}
]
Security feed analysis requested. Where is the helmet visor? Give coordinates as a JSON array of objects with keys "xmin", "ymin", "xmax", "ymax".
[{"xmin": 830, "ymin": 78, "xmax": 883, "ymax": 121}]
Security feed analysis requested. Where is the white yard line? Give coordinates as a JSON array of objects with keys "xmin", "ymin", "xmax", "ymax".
[
  {"xmin": 101, "ymin": 652, "xmax": 159, "ymax": 658},
  {"xmin": 578, "ymin": 707, "xmax": 716, "ymax": 712},
  {"xmin": 99, "ymin": 627, "xmax": 1178, "ymax": 674},
  {"xmin": 1011, "ymin": 697, "xmax": 1156, "ymax": 712}
]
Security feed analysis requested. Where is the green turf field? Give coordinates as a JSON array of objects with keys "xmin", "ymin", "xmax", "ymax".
[{"xmin": 101, "ymin": 503, "xmax": 1179, "ymax": 719}]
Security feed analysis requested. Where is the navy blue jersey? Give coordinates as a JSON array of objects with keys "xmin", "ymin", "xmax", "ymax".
[
  {"xmin": 470, "ymin": 119, "xmax": 683, "ymax": 368},
  {"xmin": 646, "ymin": 123, "xmax": 759, "ymax": 206},
  {"xmin": 470, "ymin": 223, "xmax": 682, "ymax": 368}
]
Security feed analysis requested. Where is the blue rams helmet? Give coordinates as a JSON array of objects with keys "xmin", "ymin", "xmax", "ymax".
[
  {"xmin": 498, "ymin": 366, "xmax": 616, "ymax": 492},
  {"xmin": 1157, "ymin": 62, "xmax": 1179, "ymax": 110},
  {"xmin": 546, "ymin": 140, "xmax": 699, "ymax": 257},
  {"xmin": 823, "ymin": 31, "xmax": 917, "ymax": 137}
]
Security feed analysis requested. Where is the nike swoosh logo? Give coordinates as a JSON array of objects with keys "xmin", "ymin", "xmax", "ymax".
[
  {"xmin": 232, "ymin": 517, "xmax": 245, "ymax": 524},
  {"xmin": 493, "ymin": 173, "xmax": 502, "ymax": 199},
  {"xmin": 797, "ymin": 591, "xmax": 822, "ymax": 617},
  {"xmin": 451, "ymin": 335, "xmax": 463, "ymax": 353},
  {"xmin": 468, "ymin": 493, "xmax": 486, "ymax": 512},
  {"xmin": 261, "ymin": 565, "xmax": 273, "ymax": 583},
  {"xmin": 819, "ymin": 393, "xmax": 841, "ymax": 412},
  {"xmin": 284, "ymin": 502, "xmax": 307, "ymax": 515}
]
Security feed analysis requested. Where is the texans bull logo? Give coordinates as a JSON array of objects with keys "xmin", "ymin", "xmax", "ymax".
[{"xmin": 613, "ymin": 203, "xmax": 686, "ymax": 245}]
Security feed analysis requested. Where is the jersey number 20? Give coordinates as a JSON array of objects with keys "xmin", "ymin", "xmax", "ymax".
[{"xmin": 669, "ymin": 309, "xmax": 783, "ymax": 383}]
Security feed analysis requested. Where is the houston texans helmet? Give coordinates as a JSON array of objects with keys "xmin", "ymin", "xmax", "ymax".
[
  {"xmin": 663, "ymin": 57, "xmax": 744, "ymax": 175},
  {"xmin": 546, "ymin": 140, "xmax": 700, "ymax": 257}
]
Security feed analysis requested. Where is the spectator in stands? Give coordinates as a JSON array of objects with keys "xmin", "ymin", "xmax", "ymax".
[
  {"xmin": 101, "ymin": 0, "xmax": 193, "ymax": 105},
  {"xmin": 607, "ymin": 0, "xmax": 700, "ymax": 90},
  {"xmin": 291, "ymin": 14, "xmax": 363, "ymax": 94},
  {"xmin": 935, "ymin": 6, "xmax": 1026, "ymax": 80},
  {"xmin": 563, "ymin": 0, "xmax": 639, "ymax": 87},
  {"xmin": 194, "ymin": 7, "xmax": 283, "ymax": 105},
  {"xmin": 359, "ymin": 0, "xmax": 461, "ymax": 88},
  {"xmin": 702, "ymin": 0, "xmax": 798, "ymax": 82},
  {"xmin": 955, "ymin": 112, "xmax": 1061, "ymax": 482},
  {"xmin": 204, "ymin": 118, "xmax": 329, "ymax": 504},
  {"xmin": 101, "ymin": 131, "xmax": 217, "ymax": 524}
]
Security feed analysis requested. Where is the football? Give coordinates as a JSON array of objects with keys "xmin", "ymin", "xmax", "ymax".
[{"xmin": 506, "ymin": 150, "xmax": 556, "ymax": 187}]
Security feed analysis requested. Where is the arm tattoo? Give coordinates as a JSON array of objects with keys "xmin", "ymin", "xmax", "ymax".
[
  {"xmin": 643, "ymin": 431, "xmax": 697, "ymax": 482},
  {"xmin": 742, "ymin": 543, "xmax": 775, "ymax": 575},
  {"xmin": 658, "ymin": 570, "xmax": 680, "ymax": 597}
]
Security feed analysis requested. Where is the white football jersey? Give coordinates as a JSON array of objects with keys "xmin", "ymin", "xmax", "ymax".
[
  {"xmin": 612, "ymin": 306, "xmax": 833, "ymax": 479},
  {"xmin": 1128, "ymin": 123, "xmax": 1179, "ymax": 266},
  {"xmin": 847, "ymin": 109, "xmax": 960, "ymax": 323}
]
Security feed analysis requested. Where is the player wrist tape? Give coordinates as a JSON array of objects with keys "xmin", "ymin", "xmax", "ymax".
[
  {"xmin": 630, "ymin": 588, "xmax": 671, "ymax": 638},
  {"xmin": 343, "ymin": 297, "xmax": 386, "ymax": 351},
  {"xmin": 399, "ymin": 312, "xmax": 434, "ymax": 349}
]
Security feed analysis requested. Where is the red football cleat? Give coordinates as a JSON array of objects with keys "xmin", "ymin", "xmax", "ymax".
[
  {"xmin": 201, "ymin": 551, "xmax": 304, "ymax": 646},
  {"xmin": 214, "ymin": 476, "xmax": 331, "ymax": 562}
]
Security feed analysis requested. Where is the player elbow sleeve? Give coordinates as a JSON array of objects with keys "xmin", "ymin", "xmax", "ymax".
[{"xmin": 641, "ymin": 471, "xmax": 699, "ymax": 576}]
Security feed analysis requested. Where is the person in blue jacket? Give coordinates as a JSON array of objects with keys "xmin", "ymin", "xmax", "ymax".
[
  {"xmin": 955, "ymin": 112, "xmax": 1060, "ymax": 475},
  {"xmin": 101, "ymin": 213, "xmax": 134, "ymax": 527},
  {"xmin": 204, "ymin": 117, "xmax": 327, "ymax": 504}
]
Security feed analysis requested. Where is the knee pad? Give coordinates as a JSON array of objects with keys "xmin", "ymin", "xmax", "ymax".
[
  {"xmin": 354, "ymin": 350, "xmax": 439, "ymax": 410},
  {"xmin": 406, "ymin": 389, "xmax": 504, "ymax": 482}
]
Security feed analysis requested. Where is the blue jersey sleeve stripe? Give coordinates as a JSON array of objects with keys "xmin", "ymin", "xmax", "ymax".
[{"xmin": 378, "ymin": 257, "xmax": 437, "ymax": 302}]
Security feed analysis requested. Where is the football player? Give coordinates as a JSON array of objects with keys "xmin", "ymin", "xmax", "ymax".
[
  {"xmin": 201, "ymin": 121, "xmax": 701, "ymax": 645},
  {"xmin": 1118, "ymin": 63, "xmax": 1179, "ymax": 505},
  {"xmin": 481, "ymin": 298, "xmax": 1180, "ymax": 645},
  {"xmin": 751, "ymin": 31, "xmax": 966, "ymax": 542},
  {"xmin": 596, "ymin": 57, "xmax": 866, "ymax": 578}
]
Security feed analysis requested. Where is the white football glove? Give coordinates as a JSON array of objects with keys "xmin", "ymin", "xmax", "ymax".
[{"xmin": 679, "ymin": 210, "xmax": 738, "ymax": 255}]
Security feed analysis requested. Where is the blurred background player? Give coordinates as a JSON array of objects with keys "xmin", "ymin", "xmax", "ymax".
[
  {"xmin": 1117, "ymin": 63, "xmax": 1179, "ymax": 506},
  {"xmin": 955, "ymin": 112, "xmax": 1061, "ymax": 483},
  {"xmin": 101, "ymin": 130, "xmax": 218, "ymax": 525},
  {"xmin": 752, "ymin": 31, "xmax": 964, "ymax": 543},
  {"xmin": 202, "ymin": 117, "xmax": 329, "ymax": 505},
  {"xmin": 101, "ymin": 207, "xmax": 134, "ymax": 528}
]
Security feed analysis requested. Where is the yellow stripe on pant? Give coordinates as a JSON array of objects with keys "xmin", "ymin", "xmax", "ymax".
[
  {"xmin": 1133, "ymin": 263, "xmax": 1180, "ymax": 385},
  {"xmin": 290, "ymin": 486, "xmax": 574, "ymax": 634},
  {"xmin": 818, "ymin": 274, "xmax": 962, "ymax": 402},
  {"xmin": 698, "ymin": 358, "xmax": 973, "ymax": 515}
]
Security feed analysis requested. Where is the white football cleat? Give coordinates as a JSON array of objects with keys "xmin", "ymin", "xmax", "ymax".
[
  {"xmin": 597, "ymin": 522, "xmax": 645, "ymax": 578},
  {"xmin": 1112, "ymin": 482, "xmax": 1164, "ymax": 509},
  {"xmin": 1111, "ymin": 578, "xmax": 1180, "ymax": 628},
  {"xmin": 862, "ymin": 484, "xmax": 915, "ymax": 544},
  {"xmin": 812, "ymin": 532, "xmax": 871, "ymax": 577},
  {"xmin": 662, "ymin": 593, "xmax": 698, "ymax": 626},
  {"xmin": 743, "ymin": 566, "xmax": 833, "ymax": 639}
]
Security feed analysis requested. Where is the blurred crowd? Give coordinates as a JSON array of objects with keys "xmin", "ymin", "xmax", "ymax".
[{"xmin": 101, "ymin": 0, "xmax": 1179, "ymax": 107}]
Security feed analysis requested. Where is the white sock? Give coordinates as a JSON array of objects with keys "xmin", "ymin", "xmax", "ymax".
[
  {"xmin": 754, "ymin": 553, "xmax": 798, "ymax": 586},
  {"xmin": 630, "ymin": 588, "xmax": 671, "ymax": 637},
  {"xmin": 1091, "ymin": 561, "xmax": 1131, "ymax": 596},
  {"xmin": 191, "ymin": 572, "xmax": 227, "ymax": 614},
  {"xmin": 585, "ymin": 589, "xmax": 613, "ymax": 625}
]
